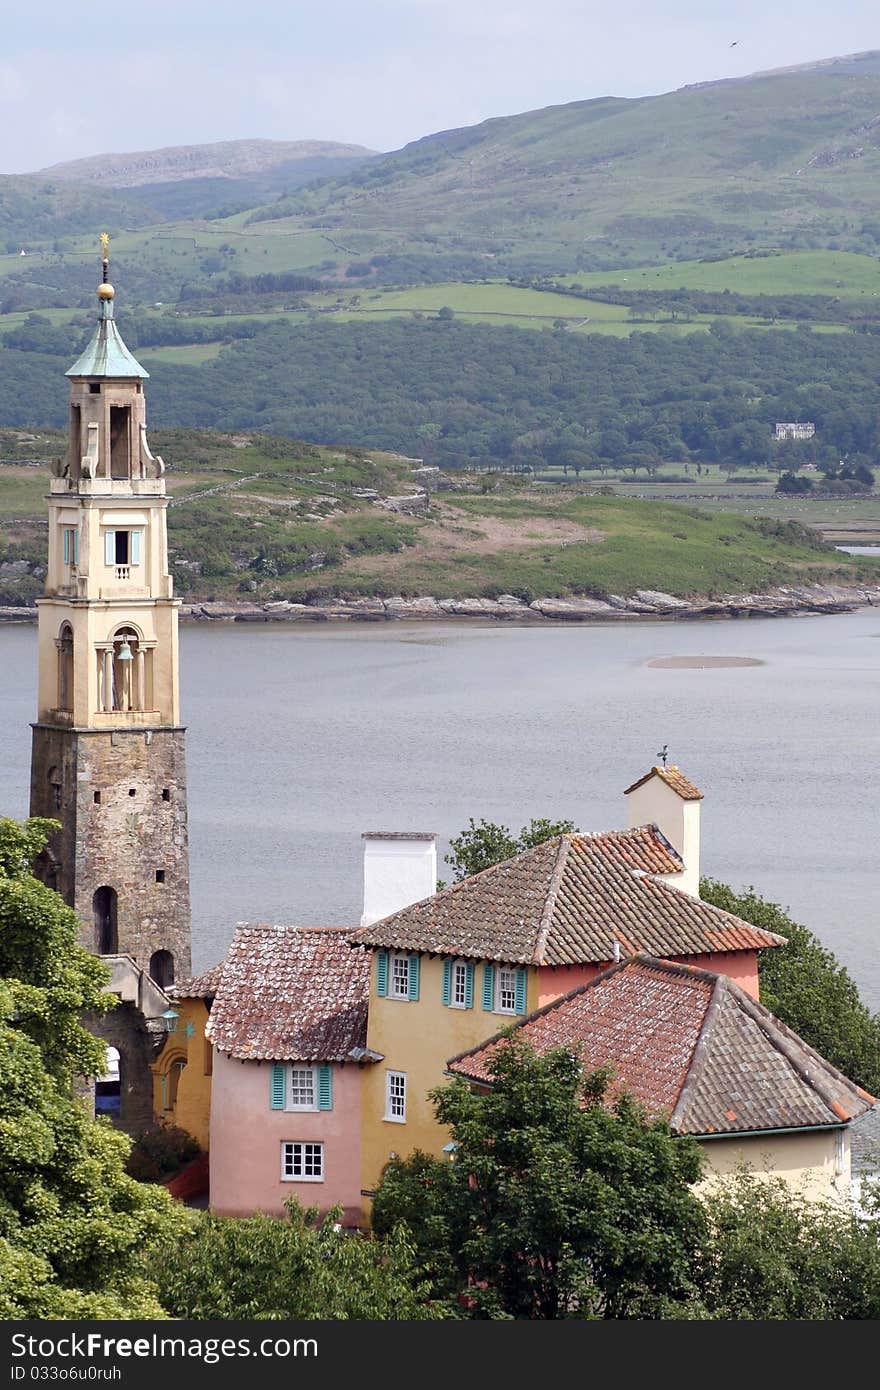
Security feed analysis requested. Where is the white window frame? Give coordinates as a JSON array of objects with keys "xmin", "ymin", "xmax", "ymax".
[
  {"xmin": 451, "ymin": 960, "xmax": 468, "ymax": 1009},
  {"xmin": 281, "ymin": 1141, "xmax": 324, "ymax": 1182},
  {"xmin": 389, "ymin": 953, "xmax": 410, "ymax": 1000},
  {"xmin": 495, "ymin": 966, "xmax": 518, "ymax": 1015},
  {"xmin": 384, "ymin": 1070, "xmax": 406, "ymax": 1123},
  {"xmin": 286, "ymin": 1064, "xmax": 318, "ymax": 1112}
]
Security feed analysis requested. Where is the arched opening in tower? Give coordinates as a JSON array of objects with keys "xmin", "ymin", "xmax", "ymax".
[
  {"xmin": 57, "ymin": 624, "xmax": 74, "ymax": 712},
  {"xmin": 93, "ymin": 885, "xmax": 118, "ymax": 954},
  {"xmin": 95, "ymin": 1045, "xmax": 121, "ymax": 1118},
  {"xmin": 110, "ymin": 406, "xmax": 131, "ymax": 479},
  {"xmin": 150, "ymin": 949, "xmax": 175, "ymax": 990}
]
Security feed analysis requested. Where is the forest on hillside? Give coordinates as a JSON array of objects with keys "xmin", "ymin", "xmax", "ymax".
[{"xmin": 2, "ymin": 318, "xmax": 878, "ymax": 474}]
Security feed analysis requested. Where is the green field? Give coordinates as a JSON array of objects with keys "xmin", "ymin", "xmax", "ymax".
[{"xmin": 556, "ymin": 251, "xmax": 880, "ymax": 298}]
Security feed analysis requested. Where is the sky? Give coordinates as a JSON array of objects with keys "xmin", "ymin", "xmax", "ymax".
[{"xmin": 2, "ymin": 0, "xmax": 879, "ymax": 173}]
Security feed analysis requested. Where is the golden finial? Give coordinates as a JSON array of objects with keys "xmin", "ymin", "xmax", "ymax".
[{"xmin": 97, "ymin": 231, "xmax": 115, "ymax": 301}]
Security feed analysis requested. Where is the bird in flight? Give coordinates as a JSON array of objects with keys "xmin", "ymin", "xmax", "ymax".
[{"xmin": 730, "ymin": 40, "xmax": 738, "ymax": 47}]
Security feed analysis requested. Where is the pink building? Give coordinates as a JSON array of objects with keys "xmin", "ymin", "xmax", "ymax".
[{"xmin": 207, "ymin": 925, "xmax": 375, "ymax": 1226}]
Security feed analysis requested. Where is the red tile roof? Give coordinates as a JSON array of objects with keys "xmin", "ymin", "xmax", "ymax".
[
  {"xmin": 349, "ymin": 829, "xmax": 784, "ymax": 965},
  {"xmin": 169, "ymin": 964, "xmax": 224, "ymax": 1000},
  {"xmin": 448, "ymin": 957, "xmax": 875, "ymax": 1137},
  {"xmin": 624, "ymin": 766, "xmax": 703, "ymax": 800},
  {"xmin": 206, "ymin": 925, "xmax": 371, "ymax": 1062}
]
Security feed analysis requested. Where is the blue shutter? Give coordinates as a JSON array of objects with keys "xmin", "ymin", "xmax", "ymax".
[
  {"xmin": 408, "ymin": 954, "xmax": 420, "ymax": 1001},
  {"xmin": 104, "ymin": 531, "xmax": 115, "ymax": 566},
  {"xmin": 270, "ymin": 1062, "xmax": 286, "ymax": 1110},
  {"xmin": 72, "ymin": 530, "xmax": 79, "ymax": 565},
  {"xmin": 62, "ymin": 530, "xmax": 69, "ymax": 564},
  {"xmin": 515, "ymin": 969, "xmax": 528, "ymax": 1016},
  {"xmin": 376, "ymin": 952, "xmax": 388, "ymax": 997},
  {"xmin": 317, "ymin": 1065, "xmax": 333, "ymax": 1111},
  {"xmin": 442, "ymin": 959, "xmax": 452, "ymax": 1006},
  {"xmin": 482, "ymin": 964, "xmax": 495, "ymax": 1011},
  {"xmin": 130, "ymin": 530, "xmax": 142, "ymax": 566},
  {"xmin": 465, "ymin": 962, "xmax": 475, "ymax": 1010}
]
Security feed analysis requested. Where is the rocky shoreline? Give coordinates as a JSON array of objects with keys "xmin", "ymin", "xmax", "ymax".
[{"xmin": 3, "ymin": 582, "xmax": 878, "ymax": 626}]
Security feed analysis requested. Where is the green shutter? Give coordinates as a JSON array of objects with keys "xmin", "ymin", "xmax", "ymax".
[
  {"xmin": 62, "ymin": 530, "xmax": 69, "ymax": 564},
  {"xmin": 515, "ymin": 969, "xmax": 528, "ymax": 1015},
  {"xmin": 408, "ymin": 954, "xmax": 420, "ymax": 1001},
  {"xmin": 482, "ymin": 964, "xmax": 495, "ymax": 1011},
  {"xmin": 104, "ymin": 531, "xmax": 115, "ymax": 567},
  {"xmin": 465, "ymin": 962, "xmax": 475, "ymax": 1010},
  {"xmin": 270, "ymin": 1062, "xmax": 286, "ymax": 1110},
  {"xmin": 72, "ymin": 530, "xmax": 79, "ymax": 565},
  {"xmin": 442, "ymin": 959, "xmax": 452, "ymax": 1006},
  {"xmin": 130, "ymin": 530, "xmax": 142, "ymax": 566},
  {"xmin": 317, "ymin": 1065, "xmax": 333, "ymax": 1111},
  {"xmin": 376, "ymin": 952, "xmax": 388, "ymax": 997}
]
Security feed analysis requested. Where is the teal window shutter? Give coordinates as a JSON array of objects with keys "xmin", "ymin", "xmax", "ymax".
[
  {"xmin": 408, "ymin": 954, "xmax": 420, "ymax": 1001},
  {"xmin": 62, "ymin": 530, "xmax": 69, "ymax": 564},
  {"xmin": 442, "ymin": 959, "xmax": 452, "ymax": 1006},
  {"xmin": 104, "ymin": 531, "xmax": 115, "ymax": 567},
  {"xmin": 130, "ymin": 530, "xmax": 142, "ymax": 566},
  {"xmin": 376, "ymin": 952, "xmax": 388, "ymax": 997},
  {"xmin": 72, "ymin": 530, "xmax": 79, "ymax": 565},
  {"xmin": 465, "ymin": 962, "xmax": 475, "ymax": 1009},
  {"xmin": 482, "ymin": 964, "xmax": 495, "ymax": 1011},
  {"xmin": 270, "ymin": 1062, "xmax": 286, "ymax": 1110},
  {"xmin": 317, "ymin": 1065, "xmax": 333, "ymax": 1111},
  {"xmin": 515, "ymin": 969, "xmax": 528, "ymax": 1015}
]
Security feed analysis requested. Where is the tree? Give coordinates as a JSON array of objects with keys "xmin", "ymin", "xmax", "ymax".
[
  {"xmin": 698, "ymin": 1173, "xmax": 880, "ymax": 1320},
  {"xmin": 0, "ymin": 817, "xmax": 186, "ymax": 1318},
  {"xmin": 148, "ymin": 1199, "xmax": 445, "ymax": 1320},
  {"xmin": 701, "ymin": 880, "xmax": 880, "ymax": 1094},
  {"xmin": 445, "ymin": 817, "xmax": 577, "ymax": 881},
  {"xmin": 373, "ymin": 1037, "xmax": 707, "ymax": 1318}
]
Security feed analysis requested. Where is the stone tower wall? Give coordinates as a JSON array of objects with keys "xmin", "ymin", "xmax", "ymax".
[{"xmin": 30, "ymin": 723, "xmax": 191, "ymax": 980}]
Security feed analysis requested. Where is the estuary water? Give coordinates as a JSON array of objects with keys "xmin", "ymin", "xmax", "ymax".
[{"xmin": 1, "ymin": 612, "xmax": 879, "ymax": 1007}]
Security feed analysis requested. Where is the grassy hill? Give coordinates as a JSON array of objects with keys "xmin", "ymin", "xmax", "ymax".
[{"xmin": 1, "ymin": 428, "xmax": 875, "ymax": 609}]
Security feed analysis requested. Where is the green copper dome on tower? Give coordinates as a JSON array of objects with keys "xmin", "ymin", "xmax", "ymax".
[{"xmin": 66, "ymin": 234, "xmax": 149, "ymax": 380}]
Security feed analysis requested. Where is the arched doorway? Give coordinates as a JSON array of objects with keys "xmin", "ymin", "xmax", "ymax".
[
  {"xmin": 150, "ymin": 950, "xmax": 175, "ymax": 989},
  {"xmin": 93, "ymin": 886, "xmax": 118, "ymax": 954}
]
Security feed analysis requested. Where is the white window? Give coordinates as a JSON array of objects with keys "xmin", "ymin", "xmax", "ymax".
[
  {"xmin": 385, "ymin": 1071, "xmax": 406, "ymax": 1122},
  {"xmin": 281, "ymin": 1141, "xmax": 324, "ymax": 1182},
  {"xmin": 390, "ymin": 953, "xmax": 410, "ymax": 999},
  {"xmin": 496, "ymin": 967, "xmax": 518, "ymax": 1014},
  {"xmin": 288, "ymin": 1065, "xmax": 317, "ymax": 1111},
  {"xmin": 452, "ymin": 961, "xmax": 468, "ymax": 1008}
]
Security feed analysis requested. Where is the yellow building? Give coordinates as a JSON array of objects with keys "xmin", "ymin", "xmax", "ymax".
[
  {"xmin": 150, "ymin": 967, "xmax": 222, "ymax": 1150},
  {"xmin": 348, "ymin": 823, "xmax": 785, "ymax": 1199}
]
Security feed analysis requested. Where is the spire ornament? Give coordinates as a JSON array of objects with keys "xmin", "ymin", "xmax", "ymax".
[{"xmin": 97, "ymin": 232, "xmax": 115, "ymax": 304}]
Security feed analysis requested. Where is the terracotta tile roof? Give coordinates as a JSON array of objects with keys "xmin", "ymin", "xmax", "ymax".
[
  {"xmin": 206, "ymin": 925, "xmax": 370, "ymax": 1062},
  {"xmin": 168, "ymin": 964, "xmax": 224, "ymax": 1000},
  {"xmin": 348, "ymin": 829, "xmax": 784, "ymax": 965},
  {"xmin": 448, "ymin": 957, "xmax": 875, "ymax": 1137},
  {"xmin": 624, "ymin": 766, "xmax": 703, "ymax": 800}
]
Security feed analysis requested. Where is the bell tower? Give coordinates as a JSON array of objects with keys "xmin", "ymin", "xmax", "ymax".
[{"xmin": 29, "ymin": 237, "xmax": 191, "ymax": 989}]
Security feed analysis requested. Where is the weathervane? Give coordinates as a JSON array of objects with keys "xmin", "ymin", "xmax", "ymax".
[
  {"xmin": 657, "ymin": 743, "xmax": 669, "ymax": 768},
  {"xmin": 100, "ymin": 232, "xmax": 110, "ymax": 281}
]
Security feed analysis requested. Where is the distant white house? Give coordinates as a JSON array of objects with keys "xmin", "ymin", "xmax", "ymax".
[{"xmin": 775, "ymin": 422, "xmax": 816, "ymax": 441}]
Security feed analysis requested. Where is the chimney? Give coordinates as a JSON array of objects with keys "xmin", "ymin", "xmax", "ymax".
[
  {"xmin": 623, "ymin": 765, "xmax": 703, "ymax": 897},
  {"xmin": 360, "ymin": 832, "xmax": 438, "ymax": 927}
]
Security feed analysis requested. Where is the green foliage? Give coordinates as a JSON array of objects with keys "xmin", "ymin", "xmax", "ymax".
[
  {"xmin": 148, "ymin": 1199, "xmax": 446, "ymax": 1320},
  {"xmin": 0, "ymin": 816, "xmax": 186, "ymax": 1318},
  {"xmin": 445, "ymin": 817, "xmax": 577, "ymax": 881},
  {"xmin": 373, "ymin": 1037, "xmax": 706, "ymax": 1318},
  {"xmin": 698, "ymin": 1175, "xmax": 880, "ymax": 1319},
  {"xmin": 126, "ymin": 1121, "xmax": 201, "ymax": 1183},
  {"xmin": 701, "ymin": 879, "xmax": 880, "ymax": 1094}
]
